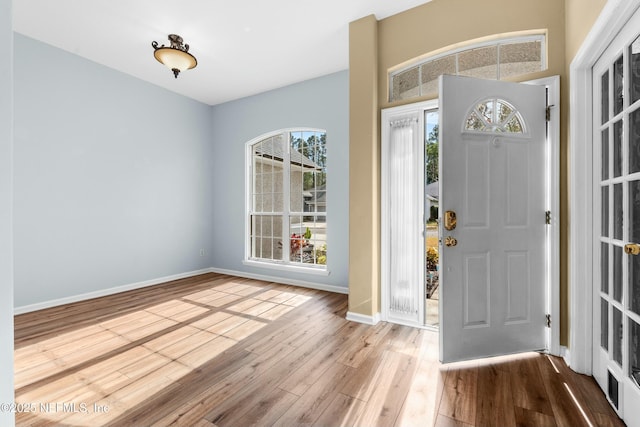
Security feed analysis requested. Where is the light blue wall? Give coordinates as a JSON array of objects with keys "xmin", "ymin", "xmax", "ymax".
[
  {"xmin": 0, "ymin": 0, "xmax": 14, "ymax": 424},
  {"xmin": 12, "ymin": 34, "xmax": 349, "ymax": 309},
  {"xmin": 13, "ymin": 34, "xmax": 215, "ymax": 308},
  {"xmin": 210, "ymin": 71, "xmax": 349, "ymax": 289}
]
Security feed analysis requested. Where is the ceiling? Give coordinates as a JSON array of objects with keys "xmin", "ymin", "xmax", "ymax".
[{"xmin": 13, "ymin": 0, "xmax": 431, "ymax": 106}]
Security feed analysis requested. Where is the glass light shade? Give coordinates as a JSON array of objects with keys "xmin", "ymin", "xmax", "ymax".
[{"xmin": 153, "ymin": 48, "xmax": 197, "ymax": 72}]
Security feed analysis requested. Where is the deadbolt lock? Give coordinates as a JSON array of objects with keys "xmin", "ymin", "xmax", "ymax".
[
  {"xmin": 444, "ymin": 210, "xmax": 457, "ymax": 230},
  {"xmin": 624, "ymin": 243, "xmax": 640, "ymax": 255},
  {"xmin": 444, "ymin": 236, "xmax": 458, "ymax": 247}
]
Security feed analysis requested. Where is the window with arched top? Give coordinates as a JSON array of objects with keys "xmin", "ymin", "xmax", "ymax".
[
  {"xmin": 463, "ymin": 98, "xmax": 527, "ymax": 134},
  {"xmin": 244, "ymin": 129, "xmax": 328, "ymax": 273}
]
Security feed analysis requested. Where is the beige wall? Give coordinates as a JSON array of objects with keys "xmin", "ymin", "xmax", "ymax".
[
  {"xmin": 349, "ymin": 15, "xmax": 379, "ymax": 317},
  {"xmin": 378, "ymin": 0, "xmax": 566, "ymax": 109},
  {"xmin": 565, "ymin": 0, "xmax": 607, "ymax": 64},
  {"xmin": 349, "ymin": 0, "xmax": 582, "ymax": 343}
]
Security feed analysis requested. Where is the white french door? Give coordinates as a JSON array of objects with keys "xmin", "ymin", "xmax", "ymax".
[
  {"xmin": 439, "ymin": 75, "xmax": 548, "ymax": 363},
  {"xmin": 592, "ymin": 6, "xmax": 640, "ymax": 423}
]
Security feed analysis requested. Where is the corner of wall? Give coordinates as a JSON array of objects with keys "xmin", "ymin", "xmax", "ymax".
[
  {"xmin": 348, "ymin": 15, "xmax": 381, "ymax": 318},
  {"xmin": 0, "ymin": 0, "xmax": 15, "ymax": 424}
]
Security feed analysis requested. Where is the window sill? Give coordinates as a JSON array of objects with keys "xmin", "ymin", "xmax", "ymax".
[{"xmin": 243, "ymin": 259, "xmax": 330, "ymax": 276}]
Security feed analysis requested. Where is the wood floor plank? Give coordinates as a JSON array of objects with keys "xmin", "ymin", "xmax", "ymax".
[
  {"xmin": 312, "ymin": 393, "xmax": 366, "ymax": 427},
  {"xmin": 145, "ymin": 350, "xmax": 260, "ymax": 426},
  {"xmin": 434, "ymin": 414, "xmax": 475, "ymax": 427},
  {"xmin": 337, "ymin": 321, "xmax": 394, "ymax": 368},
  {"xmin": 277, "ymin": 322, "xmax": 367, "ymax": 396},
  {"xmin": 339, "ymin": 323, "xmax": 408, "ymax": 402},
  {"xmin": 272, "ymin": 362, "xmax": 353, "ymax": 426},
  {"xmin": 13, "ymin": 273, "xmax": 622, "ymax": 427},
  {"xmin": 592, "ymin": 411, "xmax": 627, "ymax": 427},
  {"xmin": 185, "ymin": 344, "xmax": 295, "ymax": 425},
  {"xmin": 557, "ymin": 359, "xmax": 624, "ymax": 426},
  {"xmin": 438, "ymin": 364, "xmax": 478, "ymax": 425},
  {"xmin": 220, "ymin": 387, "xmax": 299, "ymax": 427},
  {"xmin": 393, "ymin": 331, "xmax": 445, "ymax": 427},
  {"xmin": 354, "ymin": 349, "xmax": 418, "ymax": 427},
  {"xmin": 202, "ymin": 333, "xmax": 335, "ymax": 426},
  {"xmin": 509, "ymin": 355, "xmax": 554, "ymax": 417},
  {"xmin": 536, "ymin": 353, "xmax": 600, "ymax": 427},
  {"xmin": 513, "ymin": 406, "xmax": 558, "ymax": 427},
  {"xmin": 475, "ymin": 364, "xmax": 516, "ymax": 427}
]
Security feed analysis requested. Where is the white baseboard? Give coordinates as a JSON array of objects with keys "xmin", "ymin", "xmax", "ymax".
[
  {"xmin": 346, "ymin": 311, "xmax": 381, "ymax": 325},
  {"xmin": 14, "ymin": 267, "xmax": 349, "ymax": 315},
  {"xmin": 208, "ymin": 267, "xmax": 348, "ymax": 295},
  {"xmin": 561, "ymin": 345, "xmax": 571, "ymax": 369},
  {"xmin": 14, "ymin": 268, "xmax": 212, "ymax": 315}
]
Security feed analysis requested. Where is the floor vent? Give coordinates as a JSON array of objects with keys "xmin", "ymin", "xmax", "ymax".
[{"xmin": 608, "ymin": 370, "xmax": 619, "ymax": 409}]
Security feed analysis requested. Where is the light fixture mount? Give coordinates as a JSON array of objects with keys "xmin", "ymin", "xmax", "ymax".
[{"xmin": 151, "ymin": 34, "xmax": 197, "ymax": 79}]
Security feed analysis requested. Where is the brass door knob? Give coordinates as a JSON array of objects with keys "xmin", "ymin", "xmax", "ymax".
[
  {"xmin": 444, "ymin": 236, "xmax": 458, "ymax": 247},
  {"xmin": 624, "ymin": 243, "xmax": 640, "ymax": 255}
]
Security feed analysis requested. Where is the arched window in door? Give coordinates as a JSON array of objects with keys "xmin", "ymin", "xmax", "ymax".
[{"xmin": 463, "ymin": 98, "xmax": 527, "ymax": 134}]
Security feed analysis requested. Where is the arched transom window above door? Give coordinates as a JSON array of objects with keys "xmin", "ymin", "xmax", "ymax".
[{"xmin": 389, "ymin": 32, "xmax": 547, "ymax": 102}]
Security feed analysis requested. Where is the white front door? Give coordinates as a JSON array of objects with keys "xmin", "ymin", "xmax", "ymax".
[
  {"xmin": 592, "ymin": 6, "xmax": 640, "ymax": 424},
  {"xmin": 439, "ymin": 75, "xmax": 547, "ymax": 363}
]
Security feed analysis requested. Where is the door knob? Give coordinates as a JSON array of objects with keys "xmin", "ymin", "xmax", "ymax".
[
  {"xmin": 624, "ymin": 243, "xmax": 640, "ymax": 255},
  {"xmin": 444, "ymin": 210, "xmax": 457, "ymax": 230},
  {"xmin": 444, "ymin": 236, "xmax": 458, "ymax": 247}
]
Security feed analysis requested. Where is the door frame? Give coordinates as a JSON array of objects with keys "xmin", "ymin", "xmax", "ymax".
[
  {"xmin": 380, "ymin": 77, "xmax": 560, "ymax": 357},
  {"xmin": 569, "ymin": 0, "xmax": 640, "ymax": 375}
]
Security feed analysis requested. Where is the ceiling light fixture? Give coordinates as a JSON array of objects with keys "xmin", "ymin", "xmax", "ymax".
[{"xmin": 151, "ymin": 34, "xmax": 197, "ymax": 79}]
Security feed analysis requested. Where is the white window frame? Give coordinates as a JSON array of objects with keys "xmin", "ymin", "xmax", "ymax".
[{"xmin": 243, "ymin": 128, "xmax": 329, "ymax": 275}]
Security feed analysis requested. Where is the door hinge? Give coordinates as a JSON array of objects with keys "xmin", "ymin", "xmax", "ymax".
[
  {"xmin": 545, "ymin": 210, "xmax": 551, "ymax": 225},
  {"xmin": 546, "ymin": 314, "xmax": 551, "ymax": 328},
  {"xmin": 546, "ymin": 104, "xmax": 555, "ymax": 122}
]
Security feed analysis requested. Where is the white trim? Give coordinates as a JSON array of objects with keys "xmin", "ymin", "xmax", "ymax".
[
  {"xmin": 346, "ymin": 311, "xmax": 381, "ymax": 325},
  {"xmin": 526, "ymin": 75, "xmax": 561, "ymax": 356},
  {"xmin": 561, "ymin": 345, "xmax": 571, "ymax": 366},
  {"xmin": 14, "ymin": 267, "xmax": 348, "ymax": 315},
  {"xmin": 568, "ymin": 0, "xmax": 640, "ymax": 375},
  {"xmin": 209, "ymin": 267, "xmax": 348, "ymax": 295},
  {"xmin": 242, "ymin": 259, "xmax": 330, "ymax": 276},
  {"xmin": 13, "ymin": 268, "xmax": 212, "ymax": 314}
]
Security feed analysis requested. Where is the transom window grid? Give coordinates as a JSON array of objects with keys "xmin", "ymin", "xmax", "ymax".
[
  {"xmin": 248, "ymin": 130, "xmax": 327, "ymax": 269},
  {"xmin": 598, "ymin": 33, "xmax": 640, "ymax": 392},
  {"xmin": 389, "ymin": 34, "xmax": 546, "ymax": 102}
]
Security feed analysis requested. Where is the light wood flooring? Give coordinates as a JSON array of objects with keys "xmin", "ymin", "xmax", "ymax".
[{"xmin": 14, "ymin": 272, "xmax": 625, "ymax": 427}]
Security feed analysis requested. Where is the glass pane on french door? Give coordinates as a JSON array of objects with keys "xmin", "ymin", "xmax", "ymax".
[{"xmin": 597, "ymin": 32, "xmax": 640, "ymax": 409}]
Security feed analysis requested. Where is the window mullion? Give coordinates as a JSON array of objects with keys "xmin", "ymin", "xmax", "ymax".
[
  {"xmin": 497, "ymin": 43, "xmax": 501, "ymax": 80},
  {"xmin": 283, "ymin": 132, "xmax": 291, "ymax": 263}
]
